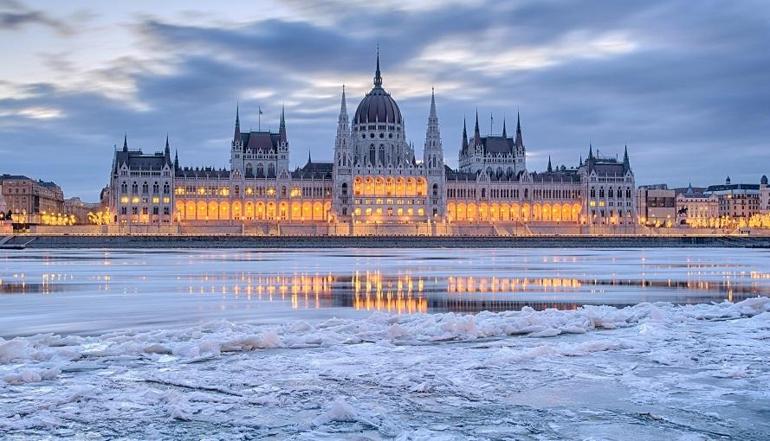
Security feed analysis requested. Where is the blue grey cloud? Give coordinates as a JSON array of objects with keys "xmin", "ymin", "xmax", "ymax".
[{"xmin": 1, "ymin": 0, "xmax": 768, "ymax": 200}]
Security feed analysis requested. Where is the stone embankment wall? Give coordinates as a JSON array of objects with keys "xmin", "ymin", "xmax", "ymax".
[{"xmin": 4, "ymin": 235, "xmax": 770, "ymax": 248}]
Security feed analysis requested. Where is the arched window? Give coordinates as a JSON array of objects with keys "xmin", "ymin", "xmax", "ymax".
[
  {"xmin": 268, "ymin": 163, "xmax": 276, "ymax": 178},
  {"xmin": 608, "ymin": 187, "xmax": 614, "ymax": 198},
  {"xmin": 121, "ymin": 182, "xmax": 128, "ymax": 193},
  {"xmin": 245, "ymin": 163, "xmax": 253, "ymax": 178},
  {"xmin": 257, "ymin": 163, "xmax": 265, "ymax": 178},
  {"xmin": 132, "ymin": 182, "xmax": 138, "ymax": 194},
  {"xmin": 369, "ymin": 145, "xmax": 376, "ymax": 166},
  {"xmin": 162, "ymin": 183, "xmax": 170, "ymax": 194},
  {"xmin": 341, "ymin": 182, "xmax": 348, "ymax": 196},
  {"xmin": 599, "ymin": 187, "xmax": 605, "ymax": 198},
  {"xmin": 432, "ymin": 183, "xmax": 438, "ymax": 197},
  {"xmin": 152, "ymin": 182, "xmax": 160, "ymax": 194},
  {"xmin": 590, "ymin": 188, "xmax": 596, "ymax": 198}
]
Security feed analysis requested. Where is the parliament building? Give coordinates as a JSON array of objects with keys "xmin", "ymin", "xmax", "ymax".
[{"xmin": 108, "ymin": 54, "xmax": 636, "ymax": 235}]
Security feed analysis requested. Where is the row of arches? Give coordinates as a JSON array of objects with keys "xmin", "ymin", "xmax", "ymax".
[
  {"xmin": 447, "ymin": 202, "xmax": 582, "ymax": 223},
  {"xmin": 176, "ymin": 199, "xmax": 331, "ymax": 222},
  {"xmin": 353, "ymin": 176, "xmax": 427, "ymax": 197}
]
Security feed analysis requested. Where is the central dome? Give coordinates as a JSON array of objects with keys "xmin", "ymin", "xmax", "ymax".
[{"xmin": 353, "ymin": 52, "xmax": 402, "ymax": 125}]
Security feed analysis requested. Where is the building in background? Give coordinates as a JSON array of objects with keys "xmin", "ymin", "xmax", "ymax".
[
  {"xmin": 674, "ymin": 185, "xmax": 719, "ymax": 227},
  {"xmin": 705, "ymin": 177, "xmax": 761, "ymax": 218},
  {"xmin": 761, "ymin": 175, "xmax": 769, "ymax": 214},
  {"xmin": 0, "ymin": 174, "xmax": 64, "ymax": 224},
  {"xmin": 64, "ymin": 197, "xmax": 103, "ymax": 224},
  {"xmin": 637, "ymin": 184, "xmax": 676, "ymax": 227}
]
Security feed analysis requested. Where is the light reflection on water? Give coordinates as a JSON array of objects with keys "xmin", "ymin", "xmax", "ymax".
[{"xmin": 1, "ymin": 248, "xmax": 769, "ymax": 336}]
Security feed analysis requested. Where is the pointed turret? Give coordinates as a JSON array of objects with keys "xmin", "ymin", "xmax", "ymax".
[
  {"xmin": 588, "ymin": 143, "xmax": 594, "ymax": 160},
  {"xmin": 502, "ymin": 118, "xmax": 507, "ymax": 138},
  {"xmin": 374, "ymin": 46, "xmax": 383, "ymax": 87},
  {"xmin": 174, "ymin": 150, "xmax": 179, "ymax": 171},
  {"xmin": 307, "ymin": 149, "xmax": 312, "ymax": 165},
  {"xmin": 279, "ymin": 105, "xmax": 287, "ymax": 143},
  {"xmin": 334, "ymin": 85, "xmax": 351, "ymax": 166},
  {"xmin": 122, "ymin": 133, "xmax": 128, "ymax": 152},
  {"xmin": 461, "ymin": 117, "xmax": 468, "ymax": 154},
  {"xmin": 547, "ymin": 156, "xmax": 553, "ymax": 173},
  {"xmin": 164, "ymin": 134, "xmax": 171, "ymax": 164},
  {"xmin": 514, "ymin": 112, "xmax": 524, "ymax": 150},
  {"xmin": 473, "ymin": 109, "xmax": 481, "ymax": 146},
  {"xmin": 622, "ymin": 145, "xmax": 630, "ymax": 171},
  {"xmin": 234, "ymin": 104, "xmax": 241, "ymax": 142},
  {"xmin": 423, "ymin": 88, "xmax": 443, "ymax": 170},
  {"xmin": 336, "ymin": 85, "xmax": 349, "ymax": 136}
]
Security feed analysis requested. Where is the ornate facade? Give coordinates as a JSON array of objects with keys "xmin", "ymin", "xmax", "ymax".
[{"xmin": 108, "ymin": 54, "xmax": 637, "ymax": 234}]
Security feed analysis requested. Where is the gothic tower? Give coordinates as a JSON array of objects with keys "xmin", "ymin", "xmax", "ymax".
[
  {"xmin": 423, "ymin": 88, "xmax": 445, "ymax": 217},
  {"xmin": 332, "ymin": 86, "xmax": 353, "ymax": 218}
]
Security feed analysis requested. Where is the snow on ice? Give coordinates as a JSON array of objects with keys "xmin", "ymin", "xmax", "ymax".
[{"xmin": 0, "ymin": 297, "xmax": 769, "ymax": 439}]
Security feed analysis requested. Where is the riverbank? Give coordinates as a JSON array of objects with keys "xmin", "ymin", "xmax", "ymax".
[{"xmin": 2, "ymin": 234, "xmax": 770, "ymax": 248}]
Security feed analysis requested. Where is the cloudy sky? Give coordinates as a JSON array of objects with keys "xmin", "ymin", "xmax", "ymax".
[{"xmin": 1, "ymin": 0, "xmax": 768, "ymax": 200}]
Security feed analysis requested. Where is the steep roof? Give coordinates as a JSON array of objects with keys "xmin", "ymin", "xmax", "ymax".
[
  {"xmin": 241, "ymin": 131, "xmax": 280, "ymax": 152},
  {"xmin": 291, "ymin": 159, "xmax": 333, "ymax": 180},
  {"xmin": 114, "ymin": 150, "xmax": 171, "ymax": 172},
  {"xmin": 480, "ymin": 135, "xmax": 514, "ymax": 155},
  {"xmin": 531, "ymin": 170, "xmax": 581, "ymax": 183}
]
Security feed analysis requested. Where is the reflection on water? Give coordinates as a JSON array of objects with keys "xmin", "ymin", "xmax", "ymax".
[{"xmin": 2, "ymin": 248, "xmax": 770, "ymax": 335}]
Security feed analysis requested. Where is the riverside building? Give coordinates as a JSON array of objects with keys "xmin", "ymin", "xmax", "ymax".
[{"xmin": 107, "ymin": 54, "xmax": 636, "ymax": 235}]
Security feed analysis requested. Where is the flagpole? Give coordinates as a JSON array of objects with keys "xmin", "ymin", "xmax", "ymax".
[{"xmin": 258, "ymin": 106, "xmax": 261, "ymax": 131}]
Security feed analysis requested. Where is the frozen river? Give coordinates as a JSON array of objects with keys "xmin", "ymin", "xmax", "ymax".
[{"xmin": 1, "ymin": 248, "xmax": 769, "ymax": 439}]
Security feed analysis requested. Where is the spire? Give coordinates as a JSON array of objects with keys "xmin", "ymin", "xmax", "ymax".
[
  {"xmin": 588, "ymin": 143, "xmax": 594, "ymax": 160},
  {"xmin": 374, "ymin": 46, "xmax": 382, "ymax": 87},
  {"xmin": 335, "ymin": 85, "xmax": 350, "ymax": 152},
  {"xmin": 307, "ymin": 149, "xmax": 312, "ymax": 165},
  {"xmin": 233, "ymin": 104, "xmax": 240, "ymax": 143},
  {"xmin": 164, "ymin": 134, "xmax": 170, "ymax": 161},
  {"xmin": 461, "ymin": 117, "xmax": 468, "ymax": 153},
  {"xmin": 122, "ymin": 133, "xmax": 128, "ymax": 152},
  {"xmin": 502, "ymin": 118, "xmax": 507, "ymax": 138},
  {"xmin": 622, "ymin": 145, "xmax": 630, "ymax": 169},
  {"xmin": 279, "ymin": 105, "xmax": 287, "ymax": 143},
  {"xmin": 547, "ymin": 156, "xmax": 553, "ymax": 173},
  {"xmin": 473, "ymin": 109, "xmax": 481, "ymax": 146},
  {"xmin": 514, "ymin": 112, "xmax": 524, "ymax": 150},
  {"xmin": 174, "ymin": 150, "xmax": 179, "ymax": 170},
  {"xmin": 423, "ymin": 87, "xmax": 442, "ymax": 169},
  {"xmin": 429, "ymin": 87, "xmax": 437, "ymax": 119}
]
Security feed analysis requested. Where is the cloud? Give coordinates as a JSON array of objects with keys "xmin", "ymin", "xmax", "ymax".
[
  {"xmin": 0, "ymin": 1, "xmax": 73, "ymax": 35},
  {"xmin": 0, "ymin": 0, "xmax": 769, "ymax": 200}
]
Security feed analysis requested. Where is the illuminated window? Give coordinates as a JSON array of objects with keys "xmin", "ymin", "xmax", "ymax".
[
  {"xmin": 120, "ymin": 196, "xmax": 129, "ymax": 204},
  {"xmin": 152, "ymin": 197, "xmax": 160, "ymax": 204},
  {"xmin": 131, "ymin": 197, "xmax": 140, "ymax": 204},
  {"xmin": 162, "ymin": 197, "xmax": 170, "ymax": 204}
]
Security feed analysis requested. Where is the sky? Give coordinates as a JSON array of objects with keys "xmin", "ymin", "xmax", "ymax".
[{"xmin": 1, "ymin": 0, "xmax": 769, "ymax": 201}]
